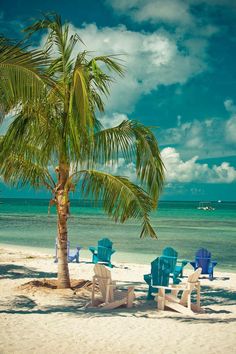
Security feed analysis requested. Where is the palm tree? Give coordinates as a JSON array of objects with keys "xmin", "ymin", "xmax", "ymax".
[{"xmin": 0, "ymin": 14, "xmax": 165, "ymax": 289}]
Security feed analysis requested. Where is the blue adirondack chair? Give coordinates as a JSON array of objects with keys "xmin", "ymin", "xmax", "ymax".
[
  {"xmin": 54, "ymin": 239, "xmax": 82, "ymax": 263},
  {"xmin": 190, "ymin": 248, "xmax": 217, "ymax": 280},
  {"xmin": 89, "ymin": 238, "xmax": 115, "ymax": 267},
  {"xmin": 162, "ymin": 247, "xmax": 188, "ymax": 281},
  {"xmin": 144, "ymin": 257, "xmax": 172, "ymax": 300}
]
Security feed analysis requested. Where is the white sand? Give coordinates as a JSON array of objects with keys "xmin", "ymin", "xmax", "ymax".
[{"xmin": 0, "ymin": 244, "xmax": 236, "ymax": 354}]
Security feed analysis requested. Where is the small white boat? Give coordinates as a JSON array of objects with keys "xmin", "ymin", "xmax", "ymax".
[{"xmin": 197, "ymin": 202, "xmax": 215, "ymax": 211}]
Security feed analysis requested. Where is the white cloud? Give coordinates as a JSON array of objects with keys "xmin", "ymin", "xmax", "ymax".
[
  {"xmin": 224, "ymin": 99, "xmax": 236, "ymax": 113},
  {"xmin": 161, "ymin": 147, "xmax": 236, "ymax": 183},
  {"xmin": 159, "ymin": 98, "xmax": 236, "ymax": 159},
  {"xmin": 101, "ymin": 158, "xmax": 137, "ymax": 181},
  {"xmin": 99, "ymin": 146, "xmax": 236, "ymax": 185},
  {"xmin": 100, "ymin": 113, "xmax": 129, "ymax": 128},
  {"xmin": 105, "ymin": 0, "xmax": 193, "ymax": 25},
  {"xmin": 225, "ymin": 115, "xmax": 236, "ymax": 144},
  {"xmin": 159, "ymin": 118, "xmax": 223, "ymax": 156},
  {"xmin": 61, "ymin": 23, "xmax": 209, "ymax": 113},
  {"xmin": 105, "ymin": 0, "xmax": 221, "ymax": 38}
]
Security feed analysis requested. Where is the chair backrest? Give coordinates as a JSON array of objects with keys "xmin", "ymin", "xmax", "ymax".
[
  {"xmin": 98, "ymin": 238, "xmax": 113, "ymax": 248},
  {"xmin": 93, "ymin": 264, "xmax": 112, "ymax": 302},
  {"xmin": 187, "ymin": 267, "xmax": 202, "ymax": 283},
  {"xmin": 97, "ymin": 238, "xmax": 114, "ymax": 262},
  {"xmin": 180, "ymin": 268, "xmax": 202, "ymax": 305},
  {"xmin": 162, "ymin": 247, "xmax": 178, "ymax": 273},
  {"xmin": 195, "ymin": 248, "xmax": 211, "ymax": 273},
  {"xmin": 97, "ymin": 246, "xmax": 113, "ymax": 262},
  {"xmin": 151, "ymin": 257, "xmax": 172, "ymax": 287}
]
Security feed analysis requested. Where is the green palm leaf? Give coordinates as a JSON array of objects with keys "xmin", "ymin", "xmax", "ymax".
[
  {"xmin": 78, "ymin": 170, "xmax": 157, "ymax": 238},
  {"xmin": 0, "ymin": 36, "xmax": 49, "ymax": 109},
  {"xmin": 93, "ymin": 120, "xmax": 165, "ymax": 203}
]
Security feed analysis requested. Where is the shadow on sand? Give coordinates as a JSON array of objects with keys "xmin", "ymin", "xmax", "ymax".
[
  {"xmin": 0, "ymin": 264, "xmax": 57, "ymax": 279},
  {"xmin": 0, "ymin": 264, "xmax": 235, "ymax": 324}
]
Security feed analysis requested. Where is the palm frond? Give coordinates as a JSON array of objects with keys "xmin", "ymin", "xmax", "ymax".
[
  {"xmin": 77, "ymin": 170, "xmax": 157, "ymax": 238},
  {"xmin": 92, "ymin": 120, "xmax": 165, "ymax": 203},
  {"xmin": 0, "ymin": 36, "xmax": 49, "ymax": 108},
  {"xmin": 0, "ymin": 148, "xmax": 55, "ymax": 190},
  {"xmin": 93, "ymin": 120, "xmax": 135, "ymax": 164},
  {"xmin": 132, "ymin": 121, "xmax": 165, "ymax": 203}
]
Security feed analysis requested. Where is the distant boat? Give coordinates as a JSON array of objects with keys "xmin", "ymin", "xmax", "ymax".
[
  {"xmin": 218, "ymin": 200, "xmax": 222, "ymax": 203},
  {"xmin": 197, "ymin": 202, "xmax": 215, "ymax": 211}
]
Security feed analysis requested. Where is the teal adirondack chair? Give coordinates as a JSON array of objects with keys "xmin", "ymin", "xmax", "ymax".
[
  {"xmin": 144, "ymin": 257, "xmax": 172, "ymax": 300},
  {"xmin": 162, "ymin": 247, "xmax": 188, "ymax": 281},
  {"xmin": 89, "ymin": 238, "xmax": 116, "ymax": 268}
]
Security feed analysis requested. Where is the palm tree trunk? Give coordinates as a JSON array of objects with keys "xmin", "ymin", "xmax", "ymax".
[{"xmin": 56, "ymin": 163, "xmax": 71, "ymax": 289}]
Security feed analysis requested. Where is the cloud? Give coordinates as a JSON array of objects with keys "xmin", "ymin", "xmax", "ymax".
[
  {"xmin": 100, "ymin": 158, "xmax": 137, "ymax": 181},
  {"xmin": 98, "ymin": 146, "xmax": 236, "ymax": 185},
  {"xmin": 106, "ymin": 0, "xmax": 193, "ymax": 26},
  {"xmin": 99, "ymin": 113, "xmax": 129, "ymax": 128},
  {"xmin": 159, "ymin": 117, "xmax": 224, "ymax": 157},
  {"xmin": 224, "ymin": 99, "xmax": 236, "ymax": 113},
  {"xmin": 161, "ymin": 147, "xmax": 236, "ymax": 183},
  {"xmin": 57, "ymin": 23, "xmax": 209, "ymax": 113},
  {"xmin": 225, "ymin": 115, "xmax": 236, "ymax": 144},
  {"xmin": 105, "ymin": 0, "xmax": 234, "ymax": 28},
  {"xmin": 159, "ymin": 98, "xmax": 236, "ymax": 159}
]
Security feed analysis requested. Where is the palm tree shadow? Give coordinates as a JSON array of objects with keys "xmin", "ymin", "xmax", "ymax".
[
  {"xmin": 1, "ymin": 286, "xmax": 236, "ymax": 324},
  {"xmin": 200, "ymin": 285, "xmax": 236, "ymax": 307},
  {"xmin": 0, "ymin": 264, "xmax": 57, "ymax": 279},
  {"xmin": 0, "ymin": 295, "xmax": 88, "ymax": 315}
]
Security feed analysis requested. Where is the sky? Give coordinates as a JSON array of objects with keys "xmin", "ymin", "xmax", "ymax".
[{"xmin": 0, "ymin": 0, "xmax": 236, "ymax": 201}]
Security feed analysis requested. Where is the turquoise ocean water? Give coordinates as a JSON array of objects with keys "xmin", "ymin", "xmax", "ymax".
[{"xmin": 0, "ymin": 198, "xmax": 235, "ymax": 271}]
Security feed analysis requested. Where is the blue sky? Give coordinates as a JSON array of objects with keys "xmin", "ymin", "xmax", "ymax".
[{"xmin": 1, "ymin": 0, "xmax": 236, "ymax": 201}]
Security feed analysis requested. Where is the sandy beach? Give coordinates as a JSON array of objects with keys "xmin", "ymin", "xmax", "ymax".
[{"xmin": 0, "ymin": 244, "xmax": 236, "ymax": 354}]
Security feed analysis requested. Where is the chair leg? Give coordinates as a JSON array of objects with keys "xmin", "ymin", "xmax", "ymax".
[
  {"xmin": 157, "ymin": 288, "xmax": 165, "ymax": 310},
  {"xmin": 91, "ymin": 279, "xmax": 96, "ymax": 306},
  {"xmin": 187, "ymin": 292, "xmax": 191, "ymax": 310},
  {"xmin": 127, "ymin": 287, "xmax": 134, "ymax": 308},
  {"xmin": 196, "ymin": 282, "xmax": 201, "ymax": 311},
  {"xmin": 147, "ymin": 286, "xmax": 154, "ymax": 300}
]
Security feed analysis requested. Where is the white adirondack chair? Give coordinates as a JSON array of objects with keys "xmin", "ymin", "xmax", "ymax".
[
  {"xmin": 91, "ymin": 264, "xmax": 135, "ymax": 310},
  {"xmin": 156, "ymin": 267, "xmax": 202, "ymax": 315}
]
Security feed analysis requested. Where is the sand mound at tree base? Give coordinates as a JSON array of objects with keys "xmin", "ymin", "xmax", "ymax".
[{"xmin": 19, "ymin": 279, "xmax": 93, "ymax": 295}]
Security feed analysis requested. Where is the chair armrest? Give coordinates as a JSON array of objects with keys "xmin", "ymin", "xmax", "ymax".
[
  {"xmin": 89, "ymin": 246, "xmax": 97, "ymax": 254},
  {"xmin": 111, "ymin": 249, "xmax": 116, "ymax": 255},
  {"xmin": 143, "ymin": 273, "xmax": 152, "ymax": 285},
  {"xmin": 152, "ymin": 285, "xmax": 173, "ymax": 290},
  {"xmin": 177, "ymin": 260, "xmax": 188, "ymax": 267},
  {"xmin": 211, "ymin": 260, "xmax": 217, "ymax": 267},
  {"xmin": 172, "ymin": 276, "xmax": 181, "ymax": 285}
]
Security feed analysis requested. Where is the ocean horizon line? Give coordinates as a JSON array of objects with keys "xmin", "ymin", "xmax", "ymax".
[{"xmin": 1, "ymin": 197, "xmax": 236, "ymax": 203}]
